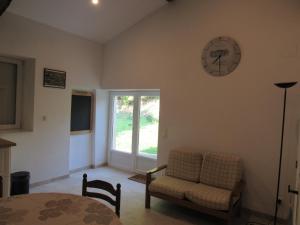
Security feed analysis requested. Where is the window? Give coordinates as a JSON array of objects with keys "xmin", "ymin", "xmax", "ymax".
[
  {"xmin": 111, "ymin": 95, "xmax": 134, "ymax": 153},
  {"xmin": 138, "ymin": 96, "xmax": 160, "ymax": 156},
  {"xmin": 109, "ymin": 92, "xmax": 160, "ymax": 158},
  {"xmin": 0, "ymin": 57, "xmax": 22, "ymax": 129}
]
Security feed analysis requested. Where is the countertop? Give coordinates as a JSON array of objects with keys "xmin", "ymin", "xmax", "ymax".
[{"xmin": 0, "ymin": 138, "xmax": 16, "ymax": 148}]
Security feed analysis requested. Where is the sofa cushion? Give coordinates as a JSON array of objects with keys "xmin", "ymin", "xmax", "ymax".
[
  {"xmin": 149, "ymin": 176, "xmax": 196, "ymax": 199},
  {"xmin": 200, "ymin": 152, "xmax": 242, "ymax": 190},
  {"xmin": 166, "ymin": 149, "xmax": 203, "ymax": 182},
  {"xmin": 185, "ymin": 183, "xmax": 232, "ymax": 211}
]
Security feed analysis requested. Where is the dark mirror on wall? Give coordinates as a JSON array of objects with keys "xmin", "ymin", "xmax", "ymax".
[{"xmin": 0, "ymin": 0, "xmax": 12, "ymax": 16}]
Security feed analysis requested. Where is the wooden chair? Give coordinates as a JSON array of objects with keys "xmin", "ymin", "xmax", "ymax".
[{"xmin": 82, "ymin": 173, "xmax": 121, "ymax": 217}]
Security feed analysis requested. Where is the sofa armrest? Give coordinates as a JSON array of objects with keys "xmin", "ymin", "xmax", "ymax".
[
  {"xmin": 145, "ymin": 164, "xmax": 168, "ymax": 208},
  {"xmin": 147, "ymin": 164, "xmax": 168, "ymax": 176},
  {"xmin": 232, "ymin": 180, "xmax": 245, "ymax": 197},
  {"xmin": 146, "ymin": 165, "xmax": 167, "ymax": 189},
  {"xmin": 228, "ymin": 180, "xmax": 245, "ymax": 213}
]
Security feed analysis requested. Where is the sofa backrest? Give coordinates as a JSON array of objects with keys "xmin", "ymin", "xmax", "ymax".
[
  {"xmin": 200, "ymin": 152, "xmax": 242, "ymax": 190},
  {"xmin": 166, "ymin": 149, "xmax": 203, "ymax": 182}
]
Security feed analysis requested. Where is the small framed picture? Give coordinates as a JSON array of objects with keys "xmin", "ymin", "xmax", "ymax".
[{"xmin": 43, "ymin": 68, "xmax": 66, "ymax": 89}]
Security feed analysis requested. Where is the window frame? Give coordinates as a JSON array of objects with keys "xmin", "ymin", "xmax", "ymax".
[
  {"xmin": 109, "ymin": 92, "xmax": 136, "ymax": 154},
  {"xmin": 0, "ymin": 57, "xmax": 22, "ymax": 130}
]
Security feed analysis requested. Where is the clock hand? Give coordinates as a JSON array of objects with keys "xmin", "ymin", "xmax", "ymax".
[
  {"xmin": 213, "ymin": 55, "xmax": 221, "ymax": 64},
  {"xmin": 219, "ymin": 55, "xmax": 221, "ymax": 74}
]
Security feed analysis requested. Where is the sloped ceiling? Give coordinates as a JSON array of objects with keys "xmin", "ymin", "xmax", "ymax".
[{"xmin": 7, "ymin": 0, "xmax": 168, "ymax": 43}]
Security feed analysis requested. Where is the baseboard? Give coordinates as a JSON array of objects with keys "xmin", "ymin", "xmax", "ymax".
[
  {"xmin": 91, "ymin": 162, "xmax": 108, "ymax": 169},
  {"xmin": 30, "ymin": 164, "xmax": 110, "ymax": 188},
  {"xmin": 69, "ymin": 165, "xmax": 93, "ymax": 174},
  {"xmin": 243, "ymin": 208, "xmax": 287, "ymax": 224},
  {"xmin": 108, "ymin": 164, "xmax": 134, "ymax": 174},
  {"xmin": 287, "ymin": 209, "xmax": 293, "ymax": 225},
  {"xmin": 30, "ymin": 174, "xmax": 70, "ymax": 188},
  {"xmin": 71, "ymin": 163, "xmax": 109, "ymax": 173},
  {"xmin": 134, "ymin": 169, "xmax": 147, "ymax": 175}
]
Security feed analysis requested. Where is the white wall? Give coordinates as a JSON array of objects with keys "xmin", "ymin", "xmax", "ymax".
[
  {"xmin": 102, "ymin": 0, "xmax": 300, "ymax": 218},
  {"xmin": 93, "ymin": 89, "xmax": 109, "ymax": 167},
  {"xmin": 0, "ymin": 13, "xmax": 104, "ymax": 183},
  {"xmin": 69, "ymin": 134, "xmax": 92, "ymax": 171},
  {"xmin": 69, "ymin": 89, "xmax": 109, "ymax": 172}
]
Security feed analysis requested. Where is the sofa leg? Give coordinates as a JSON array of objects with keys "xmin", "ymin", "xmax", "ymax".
[
  {"xmin": 226, "ymin": 216, "xmax": 233, "ymax": 225},
  {"xmin": 237, "ymin": 203, "xmax": 242, "ymax": 217},
  {"xmin": 145, "ymin": 173, "xmax": 151, "ymax": 209},
  {"xmin": 226, "ymin": 208, "xmax": 235, "ymax": 225},
  {"xmin": 145, "ymin": 193, "xmax": 150, "ymax": 209},
  {"xmin": 236, "ymin": 196, "xmax": 242, "ymax": 217}
]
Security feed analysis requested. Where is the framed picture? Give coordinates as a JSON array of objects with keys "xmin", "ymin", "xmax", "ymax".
[{"xmin": 43, "ymin": 68, "xmax": 66, "ymax": 89}]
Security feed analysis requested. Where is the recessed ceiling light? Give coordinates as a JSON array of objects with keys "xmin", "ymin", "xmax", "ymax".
[{"xmin": 91, "ymin": 0, "xmax": 99, "ymax": 5}]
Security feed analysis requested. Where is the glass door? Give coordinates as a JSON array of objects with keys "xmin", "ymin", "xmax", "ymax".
[
  {"xmin": 138, "ymin": 96, "xmax": 160, "ymax": 158},
  {"xmin": 111, "ymin": 95, "xmax": 134, "ymax": 153},
  {"xmin": 108, "ymin": 91, "xmax": 160, "ymax": 172}
]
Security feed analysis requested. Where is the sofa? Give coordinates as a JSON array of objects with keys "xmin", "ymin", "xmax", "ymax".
[{"xmin": 145, "ymin": 149, "xmax": 244, "ymax": 224}]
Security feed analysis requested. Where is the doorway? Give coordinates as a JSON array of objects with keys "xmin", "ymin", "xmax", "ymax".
[
  {"xmin": 108, "ymin": 91, "xmax": 160, "ymax": 173},
  {"xmin": 293, "ymin": 123, "xmax": 300, "ymax": 225}
]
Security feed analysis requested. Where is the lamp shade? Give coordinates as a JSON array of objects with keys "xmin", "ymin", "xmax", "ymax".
[{"xmin": 274, "ymin": 82, "xmax": 297, "ymax": 89}]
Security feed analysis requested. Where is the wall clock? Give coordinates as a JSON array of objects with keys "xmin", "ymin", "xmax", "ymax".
[{"xmin": 202, "ymin": 36, "xmax": 241, "ymax": 77}]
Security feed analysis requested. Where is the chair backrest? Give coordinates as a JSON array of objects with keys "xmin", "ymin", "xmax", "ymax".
[
  {"xmin": 82, "ymin": 174, "xmax": 121, "ymax": 217},
  {"xmin": 166, "ymin": 148, "xmax": 203, "ymax": 182}
]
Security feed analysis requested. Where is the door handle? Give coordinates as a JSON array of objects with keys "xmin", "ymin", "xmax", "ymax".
[{"xmin": 288, "ymin": 185, "xmax": 299, "ymax": 195}]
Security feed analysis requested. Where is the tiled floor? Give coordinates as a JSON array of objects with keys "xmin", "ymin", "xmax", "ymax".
[{"xmin": 31, "ymin": 167, "xmax": 268, "ymax": 225}]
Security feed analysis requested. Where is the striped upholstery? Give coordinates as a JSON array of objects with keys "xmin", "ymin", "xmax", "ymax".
[
  {"xmin": 200, "ymin": 152, "xmax": 242, "ymax": 190},
  {"xmin": 166, "ymin": 149, "xmax": 203, "ymax": 182},
  {"xmin": 149, "ymin": 176, "xmax": 196, "ymax": 199},
  {"xmin": 185, "ymin": 183, "xmax": 232, "ymax": 210}
]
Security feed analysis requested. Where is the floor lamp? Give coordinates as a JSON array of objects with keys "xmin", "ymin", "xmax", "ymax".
[{"xmin": 274, "ymin": 82, "xmax": 297, "ymax": 225}]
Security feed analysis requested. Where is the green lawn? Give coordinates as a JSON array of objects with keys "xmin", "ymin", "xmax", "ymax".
[
  {"xmin": 116, "ymin": 112, "xmax": 157, "ymax": 133},
  {"xmin": 115, "ymin": 112, "xmax": 158, "ymax": 155},
  {"xmin": 141, "ymin": 147, "xmax": 157, "ymax": 155},
  {"xmin": 115, "ymin": 112, "xmax": 133, "ymax": 133}
]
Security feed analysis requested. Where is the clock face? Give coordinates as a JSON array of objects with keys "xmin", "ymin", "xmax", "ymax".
[{"xmin": 202, "ymin": 37, "xmax": 241, "ymax": 77}]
